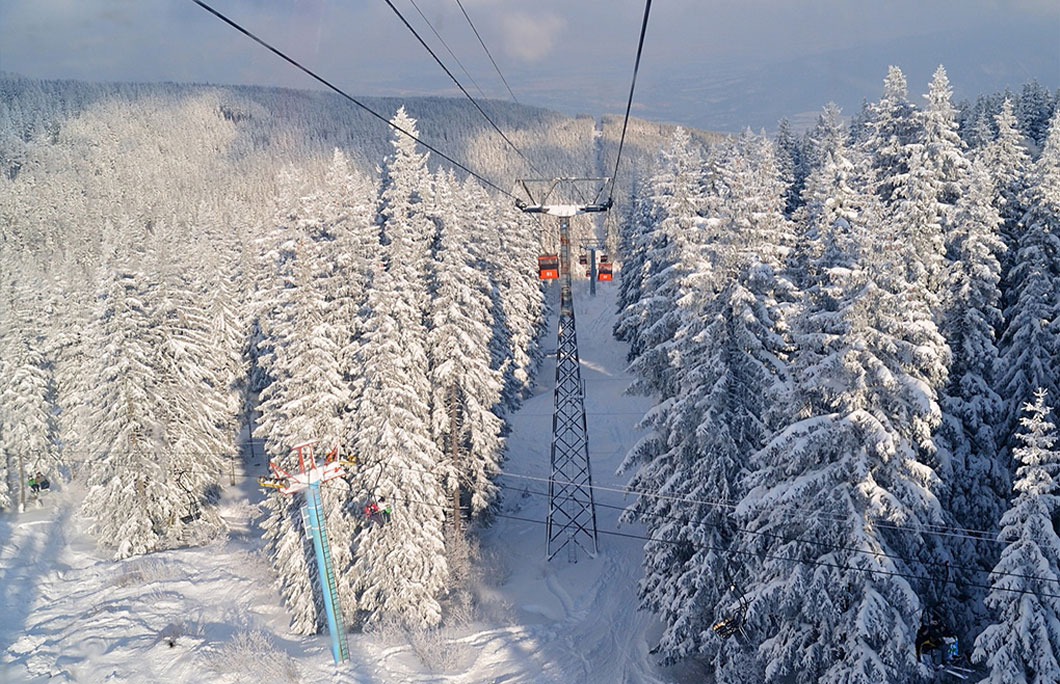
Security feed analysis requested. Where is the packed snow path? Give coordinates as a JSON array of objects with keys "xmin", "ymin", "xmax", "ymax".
[{"xmin": 0, "ymin": 279, "xmax": 685, "ymax": 683}]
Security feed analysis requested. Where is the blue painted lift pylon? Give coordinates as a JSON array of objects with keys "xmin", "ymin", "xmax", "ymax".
[{"xmin": 261, "ymin": 442, "xmax": 350, "ymax": 664}]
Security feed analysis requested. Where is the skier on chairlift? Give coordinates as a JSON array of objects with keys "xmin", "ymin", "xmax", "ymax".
[
  {"xmin": 916, "ymin": 612, "xmax": 958, "ymax": 670},
  {"xmin": 364, "ymin": 497, "xmax": 391, "ymax": 524}
]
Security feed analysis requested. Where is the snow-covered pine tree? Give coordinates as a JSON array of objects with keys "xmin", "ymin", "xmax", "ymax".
[
  {"xmin": 996, "ymin": 111, "xmax": 1060, "ymax": 449},
  {"xmin": 979, "ymin": 99, "xmax": 1030, "ymax": 268},
  {"xmin": 349, "ymin": 112, "xmax": 448, "ymax": 629},
  {"xmin": 933, "ymin": 156, "xmax": 1007, "ymax": 629},
  {"xmin": 774, "ymin": 117, "xmax": 804, "ymax": 217},
  {"xmin": 792, "ymin": 104, "xmax": 863, "ymax": 288},
  {"xmin": 349, "ymin": 266, "xmax": 449, "ymax": 629},
  {"xmin": 0, "ymin": 301, "xmax": 58, "ymax": 512},
  {"xmin": 736, "ymin": 132, "xmax": 949, "ymax": 681},
  {"xmin": 621, "ymin": 260, "xmax": 786, "ymax": 678},
  {"xmin": 613, "ymin": 181, "xmax": 659, "ymax": 351},
  {"xmin": 1017, "ymin": 80, "xmax": 1055, "ymax": 150},
  {"xmin": 480, "ymin": 184, "xmax": 547, "ymax": 410},
  {"xmin": 427, "ymin": 170, "xmax": 504, "ymax": 519},
  {"xmin": 623, "ymin": 127, "xmax": 706, "ymax": 399},
  {"xmin": 973, "ymin": 388, "xmax": 1060, "ymax": 682},
  {"xmin": 256, "ymin": 159, "xmax": 364, "ymax": 632},
  {"xmin": 858, "ymin": 66, "xmax": 920, "ymax": 209},
  {"xmin": 887, "ymin": 66, "xmax": 968, "ymax": 311},
  {"xmin": 147, "ymin": 221, "xmax": 230, "ymax": 542},
  {"xmin": 79, "ymin": 257, "xmax": 174, "ymax": 559}
]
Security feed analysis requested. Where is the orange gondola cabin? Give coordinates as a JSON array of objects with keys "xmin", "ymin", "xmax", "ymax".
[
  {"xmin": 598, "ymin": 256, "xmax": 613, "ymax": 281},
  {"xmin": 538, "ymin": 254, "xmax": 560, "ymax": 280}
]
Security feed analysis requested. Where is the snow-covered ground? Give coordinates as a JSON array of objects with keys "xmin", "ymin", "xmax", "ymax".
[{"xmin": 0, "ymin": 280, "xmax": 698, "ymax": 683}]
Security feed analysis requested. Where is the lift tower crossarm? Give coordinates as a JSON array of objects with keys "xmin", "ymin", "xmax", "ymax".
[{"xmin": 515, "ymin": 177, "xmax": 613, "ymax": 216}]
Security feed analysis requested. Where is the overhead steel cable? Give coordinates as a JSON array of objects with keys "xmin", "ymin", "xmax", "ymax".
[
  {"xmin": 66, "ymin": 450, "xmax": 1058, "ymax": 590},
  {"xmin": 305, "ymin": 480, "xmax": 1060, "ymax": 603},
  {"xmin": 453, "ymin": 0, "xmax": 518, "ymax": 104},
  {"xmin": 494, "ymin": 481, "xmax": 1060, "ymax": 589},
  {"xmin": 61, "ymin": 446, "xmax": 1010, "ymax": 545},
  {"xmin": 607, "ymin": 0, "xmax": 652, "ymax": 205},
  {"xmin": 407, "ymin": 0, "xmax": 490, "ymax": 101},
  {"xmin": 186, "ymin": 0, "xmax": 517, "ymax": 200},
  {"xmin": 381, "ymin": 0, "xmax": 545, "ymax": 177}
]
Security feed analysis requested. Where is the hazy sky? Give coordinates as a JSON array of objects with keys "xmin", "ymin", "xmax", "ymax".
[{"xmin": 1, "ymin": 0, "xmax": 1057, "ymax": 131}]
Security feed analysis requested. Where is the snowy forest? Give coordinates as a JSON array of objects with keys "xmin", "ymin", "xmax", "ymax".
[
  {"xmin": 615, "ymin": 67, "xmax": 1059, "ymax": 682},
  {"xmin": 1, "ymin": 63, "xmax": 1059, "ymax": 683}
]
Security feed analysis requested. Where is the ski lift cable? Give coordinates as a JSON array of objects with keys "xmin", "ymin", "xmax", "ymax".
[
  {"xmin": 493, "ymin": 469, "xmax": 1006, "ymax": 545},
  {"xmin": 390, "ymin": 1, "xmax": 584, "ymax": 205},
  {"xmin": 381, "ymin": 0, "xmax": 545, "ymax": 178},
  {"xmin": 74, "ymin": 455, "xmax": 1058, "ymax": 588},
  {"xmin": 64, "ymin": 448, "xmax": 1009, "ymax": 543},
  {"xmin": 407, "ymin": 0, "xmax": 490, "ymax": 101},
  {"xmin": 453, "ymin": 0, "xmax": 518, "ymax": 104},
  {"xmin": 607, "ymin": 0, "xmax": 653, "ymax": 206},
  {"xmin": 310, "ymin": 479, "xmax": 1060, "ymax": 603},
  {"xmin": 186, "ymin": 0, "xmax": 517, "ymax": 201},
  {"xmin": 494, "ymin": 481, "xmax": 1060, "ymax": 588},
  {"xmin": 486, "ymin": 510, "xmax": 1060, "ymax": 603}
]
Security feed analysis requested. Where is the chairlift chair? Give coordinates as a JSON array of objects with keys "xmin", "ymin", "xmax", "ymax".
[
  {"xmin": 176, "ymin": 471, "xmax": 203, "ymax": 524},
  {"xmin": 712, "ymin": 564, "xmax": 750, "ymax": 641}
]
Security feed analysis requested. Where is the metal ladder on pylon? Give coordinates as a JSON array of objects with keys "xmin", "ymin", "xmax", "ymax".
[{"xmin": 302, "ymin": 483, "xmax": 350, "ymax": 663}]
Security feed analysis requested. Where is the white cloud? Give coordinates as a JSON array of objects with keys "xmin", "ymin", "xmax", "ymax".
[{"xmin": 499, "ymin": 11, "xmax": 565, "ymax": 62}]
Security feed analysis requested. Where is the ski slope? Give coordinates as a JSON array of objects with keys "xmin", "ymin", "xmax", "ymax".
[{"xmin": 0, "ymin": 279, "xmax": 694, "ymax": 683}]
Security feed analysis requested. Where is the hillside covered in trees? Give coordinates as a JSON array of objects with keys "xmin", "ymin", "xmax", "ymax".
[{"xmin": 1, "ymin": 66, "xmax": 1059, "ymax": 683}]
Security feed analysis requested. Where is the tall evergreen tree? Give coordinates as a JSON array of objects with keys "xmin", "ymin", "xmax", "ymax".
[
  {"xmin": 996, "ymin": 112, "xmax": 1060, "ymax": 446},
  {"xmin": 973, "ymin": 389, "xmax": 1060, "ymax": 683},
  {"xmin": 427, "ymin": 170, "xmax": 504, "ymax": 517},
  {"xmin": 979, "ymin": 99, "xmax": 1030, "ymax": 266},
  {"xmin": 349, "ymin": 112, "xmax": 449, "ymax": 629},
  {"xmin": 737, "ymin": 171, "xmax": 949, "ymax": 682}
]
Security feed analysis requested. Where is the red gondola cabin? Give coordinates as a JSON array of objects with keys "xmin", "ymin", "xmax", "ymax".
[
  {"xmin": 538, "ymin": 254, "xmax": 560, "ymax": 280},
  {"xmin": 598, "ymin": 261, "xmax": 613, "ymax": 281}
]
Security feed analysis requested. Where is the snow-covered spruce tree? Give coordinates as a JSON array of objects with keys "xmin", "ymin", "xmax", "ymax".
[
  {"xmin": 886, "ymin": 66, "xmax": 968, "ymax": 312},
  {"xmin": 858, "ymin": 66, "xmax": 920, "ymax": 209},
  {"xmin": 979, "ymin": 99, "xmax": 1030, "ymax": 270},
  {"xmin": 621, "ymin": 261, "xmax": 786, "ymax": 677},
  {"xmin": 349, "ymin": 267, "xmax": 449, "ymax": 630},
  {"xmin": 720, "ymin": 130, "xmax": 795, "ymax": 274},
  {"xmin": 792, "ymin": 104, "xmax": 863, "ymax": 287},
  {"xmin": 996, "ymin": 111, "xmax": 1060, "ymax": 450},
  {"xmin": 623, "ymin": 127, "xmax": 706, "ymax": 399},
  {"xmin": 0, "ymin": 314, "xmax": 58, "ymax": 512},
  {"xmin": 480, "ymin": 185, "xmax": 547, "ymax": 411},
  {"xmin": 973, "ymin": 389, "xmax": 1060, "ymax": 682},
  {"xmin": 146, "ymin": 222, "xmax": 231, "ymax": 542},
  {"xmin": 736, "ymin": 152, "xmax": 949, "ymax": 682},
  {"xmin": 79, "ymin": 259, "xmax": 175, "ymax": 559},
  {"xmin": 774, "ymin": 117, "xmax": 804, "ymax": 217},
  {"xmin": 933, "ymin": 156, "xmax": 1007, "ymax": 630},
  {"xmin": 613, "ymin": 181, "xmax": 659, "ymax": 350},
  {"xmin": 427, "ymin": 170, "xmax": 504, "ymax": 520},
  {"xmin": 349, "ymin": 111, "xmax": 448, "ymax": 630},
  {"xmin": 256, "ymin": 160, "xmax": 365, "ymax": 633},
  {"xmin": 1017, "ymin": 80, "xmax": 1056, "ymax": 150}
]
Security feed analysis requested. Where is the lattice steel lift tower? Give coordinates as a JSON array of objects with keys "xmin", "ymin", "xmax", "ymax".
[{"xmin": 517, "ymin": 177, "xmax": 611, "ymax": 562}]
